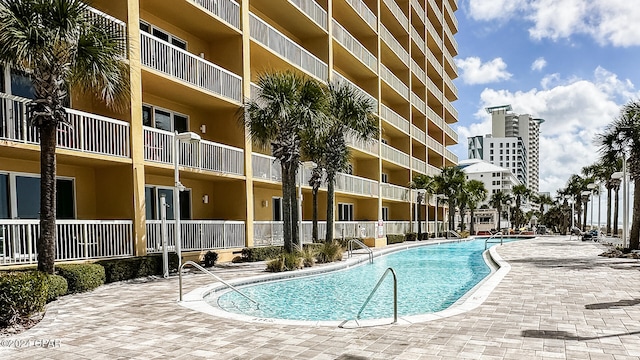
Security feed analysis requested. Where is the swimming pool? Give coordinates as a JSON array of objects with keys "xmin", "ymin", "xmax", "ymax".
[{"xmin": 204, "ymin": 238, "xmax": 515, "ymax": 323}]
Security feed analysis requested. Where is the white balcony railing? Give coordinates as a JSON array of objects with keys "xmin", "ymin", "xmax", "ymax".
[
  {"xmin": 427, "ymin": 18, "xmax": 443, "ymax": 47},
  {"xmin": 345, "ymin": 0, "xmax": 377, "ymax": 30},
  {"xmin": 382, "ymin": 0, "xmax": 408, "ymax": 32},
  {"xmin": 146, "ymin": 220, "xmax": 245, "ymax": 253},
  {"xmin": 250, "ymin": 13, "xmax": 328, "ymax": 81},
  {"xmin": 428, "ymin": 135, "xmax": 444, "ymax": 154},
  {"xmin": 412, "ymin": 124, "xmax": 426, "ymax": 145},
  {"xmin": 346, "ymin": 132, "xmax": 379, "ymax": 155},
  {"xmin": 444, "ymin": 0, "xmax": 458, "ymax": 30},
  {"xmin": 381, "ymin": 65, "xmax": 409, "ymax": 99},
  {"xmin": 381, "ymin": 183, "xmax": 409, "ymax": 201},
  {"xmin": 143, "ymin": 126, "xmax": 244, "ymax": 175},
  {"xmin": 0, "ymin": 220, "xmax": 133, "ymax": 265},
  {"xmin": 381, "ymin": 143, "xmax": 410, "ymax": 167},
  {"xmin": 381, "ymin": 25, "xmax": 409, "ymax": 66},
  {"xmin": 427, "ymin": 77, "xmax": 444, "ymax": 102},
  {"xmin": 0, "ymin": 92, "xmax": 131, "ymax": 158},
  {"xmin": 332, "ymin": 19, "xmax": 377, "ymax": 73},
  {"xmin": 289, "ymin": 0, "xmax": 328, "ymax": 30},
  {"xmin": 444, "ymin": 21, "xmax": 458, "ymax": 51},
  {"xmin": 428, "ymin": 107, "xmax": 444, "ymax": 129},
  {"xmin": 444, "ymin": 49, "xmax": 458, "ymax": 77},
  {"xmin": 445, "ymin": 148, "xmax": 458, "ymax": 163},
  {"xmin": 427, "ymin": 49, "xmax": 443, "ymax": 76},
  {"xmin": 428, "ymin": 0, "xmax": 444, "ymax": 25},
  {"xmin": 445, "ymin": 99, "xmax": 459, "ymax": 120},
  {"xmin": 412, "ymin": 157, "xmax": 427, "ymax": 174},
  {"xmin": 428, "ymin": 163, "xmax": 441, "ymax": 176},
  {"xmin": 141, "ymin": 32, "xmax": 242, "ymax": 102},
  {"xmin": 85, "ymin": 6, "xmax": 127, "ymax": 58},
  {"xmin": 411, "ymin": 92, "xmax": 427, "ymax": 115},
  {"xmin": 444, "ymin": 74, "xmax": 458, "ymax": 99},
  {"xmin": 411, "ymin": 27, "xmax": 426, "ymax": 55},
  {"xmin": 380, "ymin": 104, "xmax": 410, "ymax": 134},
  {"xmin": 333, "ymin": 71, "xmax": 378, "ymax": 111},
  {"xmin": 385, "ymin": 221, "xmax": 411, "ymax": 235},
  {"xmin": 411, "ymin": 0, "xmax": 426, "ymax": 24},
  {"xmin": 254, "ymin": 220, "xmax": 380, "ymax": 246},
  {"xmin": 335, "ymin": 172, "xmax": 378, "ymax": 197},
  {"xmin": 252, "ymin": 153, "xmax": 283, "ymax": 182},
  {"xmin": 192, "ymin": 0, "xmax": 240, "ymax": 29}
]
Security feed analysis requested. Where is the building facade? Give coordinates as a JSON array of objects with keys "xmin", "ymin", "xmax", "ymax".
[
  {"xmin": 467, "ymin": 135, "xmax": 527, "ymax": 187},
  {"xmin": 0, "ymin": 0, "xmax": 459, "ymax": 265}
]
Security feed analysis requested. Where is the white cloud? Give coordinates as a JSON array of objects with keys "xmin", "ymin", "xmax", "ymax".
[
  {"xmin": 531, "ymin": 57, "xmax": 547, "ymax": 71},
  {"xmin": 466, "ymin": 0, "xmax": 640, "ymax": 47},
  {"xmin": 455, "ymin": 67, "xmax": 640, "ymax": 194},
  {"xmin": 455, "ymin": 57, "xmax": 512, "ymax": 85}
]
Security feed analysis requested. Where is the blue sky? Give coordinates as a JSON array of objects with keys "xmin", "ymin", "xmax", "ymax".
[{"xmin": 451, "ymin": 0, "xmax": 640, "ymax": 195}]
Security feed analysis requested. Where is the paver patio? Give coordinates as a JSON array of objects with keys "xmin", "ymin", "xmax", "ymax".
[{"xmin": 2, "ymin": 236, "xmax": 640, "ymax": 359}]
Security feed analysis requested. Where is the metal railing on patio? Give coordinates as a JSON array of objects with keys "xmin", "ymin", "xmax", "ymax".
[
  {"xmin": 1, "ymin": 92, "xmax": 131, "ymax": 158},
  {"xmin": 0, "ymin": 220, "xmax": 133, "ymax": 265},
  {"xmin": 146, "ymin": 220, "xmax": 245, "ymax": 253},
  {"xmin": 192, "ymin": 0, "xmax": 240, "ymax": 29}
]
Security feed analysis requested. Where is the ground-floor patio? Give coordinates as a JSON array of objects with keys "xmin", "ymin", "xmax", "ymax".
[{"xmin": 2, "ymin": 236, "xmax": 640, "ymax": 359}]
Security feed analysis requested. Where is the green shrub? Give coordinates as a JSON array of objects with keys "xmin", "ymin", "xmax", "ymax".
[
  {"xmin": 405, "ymin": 232, "xmax": 417, "ymax": 241},
  {"xmin": 203, "ymin": 251, "xmax": 218, "ymax": 267},
  {"xmin": 57, "ymin": 264, "xmax": 105, "ymax": 293},
  {"xmin": 316, "ymin": 240, "xmax": 344, "ymax": 263},
  {"xmin": 242, "ymin": 246, "xmax": 283, "ymax": 262},
  {"xmin": 46, "ymin": 274, "xmax": 68, "ymax": 302},
  {"xmin": 299, "ymin": 246, "xmax": 316, "ymax": 267},
  {"xmin": 265, "ymin": 253, "xmax": 303, "ymax": 272},
  {"xmin": 386, "ymin": 234, "xmax": 405, "ymax": 244},
  {"xmin": 0, "ymin": 271, "xmax": 48, "ymax": 326},
  {"xmin": 265, "ymin": 256, "xmax": 285, "ymax": 272},
  {"xmin": 98, "ymin": 254, "xmax": 178, "ymax": 283}
]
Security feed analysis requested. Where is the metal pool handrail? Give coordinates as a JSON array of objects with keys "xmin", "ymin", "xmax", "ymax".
[
  {"xmin": 484, "ymin": 232, "xmax": 504, "ymax": 250},
  {"xmin": 356, "ymin": 267, "xmax": 398, "ymax": 323},
  {"xmin": 178, "ymin": 261, "xmax": 258, "ymax": 306},
  {"xmin": 347, "ymin": 238, "xmax": 374, "ymax": 264}
]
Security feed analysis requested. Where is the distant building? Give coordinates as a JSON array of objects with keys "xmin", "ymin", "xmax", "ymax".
[{"xmin": 458, "ymin": 159, "xmax": 521, "ymax": 202}]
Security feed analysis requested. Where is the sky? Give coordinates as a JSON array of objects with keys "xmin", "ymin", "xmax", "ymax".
[{"xmin": 451, "ymin": 0, "xmax": 640, "ymax": 196}]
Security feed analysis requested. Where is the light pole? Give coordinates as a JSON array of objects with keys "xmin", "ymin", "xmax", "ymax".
[
  {"xmin": 581, "ymin": 191, "xmax": 591, "ymax": 232},
  {"xmin": 298, "ymin": 161, "xmax": 317, "ymax": 249},
  {"xmin": 612, "ymin": 168, "xmax": 628, "ymax": 248},
  {"xmin": 565, "ymin": 195, "xmax": 574, "ymax": 232},
  {"xmin": 505, "ymin": 200, "xmax": 511, "ymax": 233},
  {"xmin": 416, "ymin": 189, "xmax": 426, "ymax": 239},
  {"xmin": 435, "ymin": 194, "xmax": 446, "ymax": 238},
  {"xmin": 174, "ymin": 131, "xmax": 201, "ymax": 269},
  {"xmin": 587, "ymin": 183, "xmax": 597, "ymax": 232}
]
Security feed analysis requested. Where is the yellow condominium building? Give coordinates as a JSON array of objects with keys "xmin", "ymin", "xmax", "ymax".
[{"xmin": 0, "ymin": 0, "xmax": 459, "ymax": 265}]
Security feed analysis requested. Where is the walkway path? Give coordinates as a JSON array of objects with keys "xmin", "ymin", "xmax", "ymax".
[{"xmin": 3, "ymin": 236, "xmax": 640, "ymax": 359}]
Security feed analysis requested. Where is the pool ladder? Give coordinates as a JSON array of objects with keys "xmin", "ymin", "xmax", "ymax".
[
  {"xmin": 484, "ymin": 232, "xmax": 504, "ymax": 250},
  {"xmin": 178, "ymin": 261, "xmax": 259, "ymax": 308},
  {"xmin": 340, "ymin": 267, "xmax": 398, "ymax": 327},
  {"xmin": 347, "ymin": 239, "xmax": 374, "ymax": 264}
]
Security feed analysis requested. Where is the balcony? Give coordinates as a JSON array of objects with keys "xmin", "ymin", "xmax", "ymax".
[
  {"xmin": 250, "ymin": 13, "xmax": 328, "ymax": 81},
  {"xmin": 412, "ymin": 157, "xmax": 427, "ymax": 174},
  {"xmin": 411, "ymin": 27, "xmax": 426, "ymax": 55},
  {"xmin": 445, "ymin": 148, "xmax": 458, "ymax": 163},
  {"xmin": 381, "ymin": 183, "xmax": 409, "ymax": 201},
  {"xmin": 427, "ymin": 0, "xmax": 443, "ymax": 25},
  {"xmin": 146, "ymin": 220, "xmax": 245, "ymax": 253},
  {"xmin": 1, "ymin": 93, "xmax": 131, "ymax": 158},
  {"xmin": 289, "ymin": 0, "xmax": 328, "ymax": 30},
  {"xmin": 140, "ymin": 32, "xmax": 242, "ymax": 103},
  {"xmin": 382, "ymin": 0, "xmax": 409, "ymax": 32},
  {"xmin": 252, "ymin": 153, "xmax": 282, "ymax": 182},
  {"xmin": 427, "ymin": 135, "xmax": 444, "ymax": 154},
  {"xmin": 381, "ymin": 143, "xmax": 410, "ymax": 167},
  {"xmin": 428, "ymin": 107, "xmax": 444, "ymax": 129},
  {"xmin": 444, "ymin": 123, "xmax": 458, "ymax": 143},
  {"xmin": 411, "ymin": 92, "xmax": 426, "ymax": 115},
  {"xmin": 254, "ymin": 220, "xmax": 381, "ymax": 246},
  {"xmin": 445, "ymin": 99, "xmax": 459, "ymax": 121},
  {"xmin": 426, "ymin": 19, "xmax": 443, "ymax": 49},
  {"xmin": 346, "ymin": 132, "xmax": 379, "ymax": 155},
  {"xmin": 0, "ymin": 220, "xmax": 133, "ymax": 266},
  {"xmin": 191, "ymin": 0, "xmax": 241, "ymax": 29},
  {"xmin": 444, "ymin": 75, "xmax": 458, "ymax": 99},
  {"xmin": 380, "ymin": 65, "xmax": 409, "ymax": 100},
  {"xmin": 427, "ymin": 49, "xmax": 443, "ymax": 77},
  {"xmin": 143, "ymin": 126, "xmax": 244, "ymax": 176},
  {"xmin": 381, "ymin": 25, "xmax": 409, "ymax": 66},
  {"xmin": 411, "ymin": 0, "xmax": 426, "ymax": 24},
  {"xmin": 334, "ymin": 172, "xmax": 378, "ymax": 197},
  {"xmin": 443, "ymin": 21, "xmax": 458, "ymax": 54},
  {"xmin": 344, "ymin": 0, "xmax": 377, "ymax": 30},
  {"xmin": 411, "ymin": 124, "xmax": 426, "ymax": 145},
  {"xmin": 380, "ymin": 104, "xmax": 410, "ymax": 135},
  {"xmin": 443, "ymin": 0, "xmax": 458, "ymax": 32},
  {"xmin": 332, "ymin": 19, "xmax": 378, "ymax": 73},
  {"xmin": 333, "ymin": 71, "xmax": 379, "ymax": 111},
  {"xmin": 427, "ymin": 77, "xmax": 444, "ymax": 102},
  {"xmin": 85, "ymin": 6, "xmax": 127, "ymax": 58},
  {"xmin": 443, "ymin": 48, "xmax": 458, "ymax": 78},
  {"xmin": 411, "ymin": 59, "xmax": 426, "ymax": 86}
]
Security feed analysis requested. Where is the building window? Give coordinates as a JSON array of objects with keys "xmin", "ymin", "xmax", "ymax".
[
  {"xmin": 381, "ymin": 173, "xmax": 388, "ymax": 183},
  {"xmin": 382, "ymin": 207, "xmax": 389, "ymax": 221},
  {"xmin": 0, "ymin": 172, "xmax": 75, "ymax": 219},
  {"xmin": 490, "ymin": 156, "xmax": 493, "ymax": 161},
  {"xmin": 272, "ymin": 197, "xmax": 283, "ymax": 221},
  {"xmin": 338, "ymin": 203, "xmax": 354, "ymax": 221},
  {"xmin": 490, "ymin": 143, "xmax": 494, "ymax": 148},
  {"xmin": 140, "ymin": 21, "xmax": 187, "ymax": 50},
  {"xmin": 145, "ymin": 185, "xmax": 191, "ymax": 220},
  {"xmin": 142, "ymin": 104, "xmax": 189, "ymax": 133},
  {"xmin": 506, "ymin": 143, "xmax": 509, "ymax": 147},
  {"xmin": 499, "ymin": 143, "xmax": 503, "ymax": 148}
]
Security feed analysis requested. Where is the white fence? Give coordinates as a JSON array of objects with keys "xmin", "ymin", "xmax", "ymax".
[
  {"xmin": 380, "ymin": 25, "xmax": 409, "ymax": 65},
  {"xmin": 140, "ymin": 32, "xmax": 242, "ymax": 102},
  {"xmin": 0, "ymin": 92, "xmax": 131, "ymax": 158},
  {"xmin": 254, "ymin": 220, "xmax": 383, "ymax": 246},
  {"xmin": 381, "ymin": 64, "xmax": 409, "ymax": 99},
  {"xmin": 0, "ymin": 220, "xmax": 133, "ymax": 265},
  {"xmin": 345, "ymin": 0, "xmax": 377, "ymax": 30},
  {"xmin": 143, "ymin": 126, "xmax": 244, "ymax": 175},
  {"xmin": 192, "ymin": 0, "xmax": 240, "ymax": 29},
  {"xmin": 333, "ymin": 20, "xmax": 378, "ymax": 73},
  {"xmin": 146, "ymin": 220, "xmax": 245, "ymax": 253},
  {"xmin": 289, "ymin": 0, "xmax": 327, "ymax": 30}
]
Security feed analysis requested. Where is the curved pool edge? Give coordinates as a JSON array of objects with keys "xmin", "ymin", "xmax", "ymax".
[{"xmin": 178, "ymin": 238, "xmax": 518, "ymax": 327}]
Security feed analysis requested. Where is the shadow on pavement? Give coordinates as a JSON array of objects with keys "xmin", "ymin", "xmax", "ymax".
[
  {"xmin": 522, "ymin": 329, "xmax": 640, "ymax": 341},
  {"xmin": 585, "ymin": 298, "xmax": 640, "ymax": 310}
]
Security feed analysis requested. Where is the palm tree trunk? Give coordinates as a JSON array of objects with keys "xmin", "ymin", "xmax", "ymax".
[
  {"xmin": 290, "ymin": 167, "xmax": 299, "ymax": 250},
  {"xmin": 630, "ymin": 178, "xmax": 640, "ymax": 250},
  {"xmin": 582, "ymin": 201, "xmax": 588, "ymax": 232},
  {"xmin": 281, "ymin": 163, "xmax": 294, "ymax": 253},
  {"xmin": 312, "ymin": 187, "xmax": 319, "ymax": 242},
  {"xmin": 417, "ymin": 200, "xmax": 422, "ymax": 239},
  {"xmin": 613, "ymin": 187, "xmax": 620, "ymax": 236},
  {"xmin": 606, "ymin": 186, "xmax": 612, "ymax": 235},
  {"xmin": 325, "ymin": 172, "xmax": 335, "ymax": 242},
  {"xmin": 38, "ymin": 123, "xmax": 57, "ymax": 274},
  {"xmin": 470, "ymin": 209, "xmax": 475, "ymax": 235}
]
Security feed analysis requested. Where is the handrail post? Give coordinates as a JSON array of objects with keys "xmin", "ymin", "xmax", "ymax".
[{"xmin": 356, "ymin": 267, "xmax": 397, "ymax": 323}]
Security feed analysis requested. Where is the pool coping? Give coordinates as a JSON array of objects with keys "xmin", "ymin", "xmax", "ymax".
[{"xmin": 178, "ymin": 237, "xmax": 516, "ymax": 327}]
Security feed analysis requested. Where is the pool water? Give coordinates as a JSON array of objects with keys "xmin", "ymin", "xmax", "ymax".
[{"xmin": 209, "ymin": 239, "xmax": 506, "ymax": 321}]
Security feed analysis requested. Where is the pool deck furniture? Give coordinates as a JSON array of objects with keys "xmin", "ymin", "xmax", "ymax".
[{"xmin": 3, "ymin": 236, "xmax": 640, "ymax": 359}]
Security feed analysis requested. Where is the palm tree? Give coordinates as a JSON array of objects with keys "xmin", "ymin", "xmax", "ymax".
[
  {"xmin": 564, "ymin": 174, "xmax": 588, "ymax": 230},
  {"xmin": 582, "ymin": 159, "xmax": 620, "ymax": 236},
  {"xmin": 536, "ymin": 193, "xmax": 554, "ymax": 217},
  {"xmin": 323, "ymin": 82, "xmax": 377, "ymax": 242},
  {"xmin": 241, "ymin": 71, "xmax": 326, "ymax": 252},
  {"xmin": 511, "ymin": 184, "xmax": 532, "ymax": 228},
  {"xmin": 462, "ymin": 180, "xmax": 487, "ymax": 235},
  {"xmin": 0, "ymin": 0, "xmax": 129, "ymax": 273},
  {"xmin": 597, "ymin": 100, "xmax": 640, "ymax": 250},
  {"xmin": 489, "ymin": 190, "xmax": 511, "ymax": 231},
  {"xmin": 409, "ymin": 174, "xmax": 435, "ymax": 239},
  {"xmin": 433, "ymin": 166, "xmax": 466, "ymax": 233},
  {"xmin": 301, "ymin": 126, "xmax": 326, "ymax": 242}
]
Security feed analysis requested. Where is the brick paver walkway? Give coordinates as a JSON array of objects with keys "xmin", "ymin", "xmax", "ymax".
[{"xmin": 2, "ymin": 236, "xmax": 640, "ymax": 359}]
